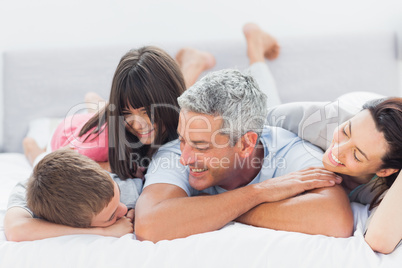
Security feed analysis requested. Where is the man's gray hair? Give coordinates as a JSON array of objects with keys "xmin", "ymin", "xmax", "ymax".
[{"xmin": 178, "ymin": 69, "xmax": 268, "ymax": 145}]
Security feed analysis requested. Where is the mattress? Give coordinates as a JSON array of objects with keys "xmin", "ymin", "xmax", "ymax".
[{"xmin": 0, "ymin": 153, "xmax": 401, "ymax": 268}]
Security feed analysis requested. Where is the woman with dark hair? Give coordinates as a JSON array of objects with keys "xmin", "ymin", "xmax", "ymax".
[
  {"xmin": 359, "ymin": 98, "xmax": 402, "ymax": 253},
  {"xmin": 239, "ymin": 23, "xmax": 402, "ymax": 253},
  {"xmin": 267, "ymin": 95, "xmax": 402, "ymax": 254}
]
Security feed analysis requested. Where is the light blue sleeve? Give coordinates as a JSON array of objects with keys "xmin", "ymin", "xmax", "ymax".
[
  {"xmin": 272, "ymin": 138, "xmax": 324, "ymax": 178},
  {"xmin": 110, "ymin": 174, "xmax": 143, "ymax": 209},
  {"xmin": 144, "ymin": 140, "xmax": 193, "ymax": 196}
]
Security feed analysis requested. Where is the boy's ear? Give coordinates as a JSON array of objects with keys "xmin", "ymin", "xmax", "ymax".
[
  {"xmin": 238, "ymin": 132, "xmax": 259, "ymax": 158},
  {"xmin": 376, "ymin": 168, "xmax": 399, "ymax": 178}
]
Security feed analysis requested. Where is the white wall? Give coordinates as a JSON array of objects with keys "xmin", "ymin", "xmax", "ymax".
[{"xmin": 0, "ymin": 0, "xmax": 401, "ymax": 50}]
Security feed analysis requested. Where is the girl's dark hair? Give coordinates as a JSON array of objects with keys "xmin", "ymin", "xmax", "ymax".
[
  {"xmin": 79, "ymin": 46, "xmax": 186, "ymax": 179},
  {"xmin": 363, "ymin": 97, "xmax": 402, "ymax": 209}
]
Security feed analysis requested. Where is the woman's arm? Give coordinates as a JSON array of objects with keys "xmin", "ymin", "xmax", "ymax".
[
  {"xmin": 365, "ymin": 173, "xmax": 402, "ymax": 254},
  {"xmin": 4, "ymin": 207, "xmax": 134, "ymax": 242}
]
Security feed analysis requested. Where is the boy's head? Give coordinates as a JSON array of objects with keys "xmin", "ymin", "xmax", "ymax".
[{"xmin": 26, "ymin": 149, "xmax": 127, "ymax": 228}]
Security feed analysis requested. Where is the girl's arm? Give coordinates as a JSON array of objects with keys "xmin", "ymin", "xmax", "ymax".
[{"xmin": 365, "ymin": 173, "xmax": 402, "ymax": 254}]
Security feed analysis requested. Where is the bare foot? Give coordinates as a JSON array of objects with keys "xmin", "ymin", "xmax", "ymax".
[
  {"xmin": 243, "ymin": 23, "xmax": 280, "ymax": 64},
  {"xmin": 23, "ymin": 137, "xmax": 46, "ymax": 166},
  {"xmin": 175, "ymin": 48, "xmax": 216, "ymax": 88},
  {"xmin": 85, "ymin": 92, "xmax": 106, "ymax": 112}
]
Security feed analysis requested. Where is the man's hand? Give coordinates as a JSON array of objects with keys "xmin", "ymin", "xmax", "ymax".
[
  {"xmin": 102, "ymin": 209, "xmax": 134, "ymax": 237},
  {"xmin": 256, "ymin": 167, "xmax": 342, "ymax": 203}
]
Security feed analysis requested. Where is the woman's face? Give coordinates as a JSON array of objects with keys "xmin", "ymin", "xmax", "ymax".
[
  {"xmin": 322, "ymin": 110, "xmax": 389, "ymax": 184},
  {"xmin": 123, "ymin": 106, "xmax": 157, "ymax": 145}
]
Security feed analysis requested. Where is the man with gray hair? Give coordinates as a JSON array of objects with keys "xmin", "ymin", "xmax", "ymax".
[{"xmin": 135, "ymin": 69, "xmax": 353, "ymax": 242}]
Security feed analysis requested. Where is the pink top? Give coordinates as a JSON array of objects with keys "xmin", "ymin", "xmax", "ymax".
[{"xmin": 51, "ymin": 113, "xmax": 109, "ymax": 162}]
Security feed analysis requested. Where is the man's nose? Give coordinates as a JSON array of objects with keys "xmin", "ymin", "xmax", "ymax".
[{"xmin": 180, "ymin": 143, "xmax": 195, "ymax": 166}]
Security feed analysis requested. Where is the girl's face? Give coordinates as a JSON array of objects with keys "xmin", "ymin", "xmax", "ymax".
[
  {"xmin": 322, "ymin": 110, "xmax": 389, "ymax": 184},
  {"xmin": 123, "ymin": 106, "xmax": 157, "ymax": 145}
]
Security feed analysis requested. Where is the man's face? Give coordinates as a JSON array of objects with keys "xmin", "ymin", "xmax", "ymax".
[
  {"xmin": 177, "ymin": 110, "xmax": 241, "ymax": 191},
  {"xmin": 90, "ymin": 181, "xmax": 128, "ymax": 227}
]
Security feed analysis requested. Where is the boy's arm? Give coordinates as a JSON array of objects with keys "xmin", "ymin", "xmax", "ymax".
[{"xmin": 4, "ymin": 207, "xmax": 134, "ymax": 242}]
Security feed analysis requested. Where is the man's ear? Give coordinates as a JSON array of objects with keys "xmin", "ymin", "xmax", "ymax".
[
  {"xmin": 376, "ymin": 168, "xmax": 399, "ymax": 178},
  {"xmin": 238, "ymin": 132, "xmax": 259, "ymax": 158}
]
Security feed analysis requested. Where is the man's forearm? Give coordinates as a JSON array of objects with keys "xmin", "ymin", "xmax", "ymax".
[
  {"xmin": 135, "ymin": 168, "xmax": 342, "ymax": 242},
  {"xmin": 236, "ymin": 185, "xmax": 353, "ymax": 238},
  {"xmin": 135, "ymin": 184, "xmax": 264, "ymax": 242}
]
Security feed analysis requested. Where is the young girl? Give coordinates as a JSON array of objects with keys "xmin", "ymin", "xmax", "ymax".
[{"xmin": 26, "ymin": 46, "xmax": 215, "ymax": 180}]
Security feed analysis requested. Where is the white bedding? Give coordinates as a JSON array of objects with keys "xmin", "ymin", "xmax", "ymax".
[{"xmin": 0, "ymin": 153, "xmax": 401, "ymax": 268}]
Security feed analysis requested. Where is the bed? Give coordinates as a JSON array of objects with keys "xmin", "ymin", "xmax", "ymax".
[{"xmin": 0, "ymin": 32, "xmax": 401, "ymax": 267}]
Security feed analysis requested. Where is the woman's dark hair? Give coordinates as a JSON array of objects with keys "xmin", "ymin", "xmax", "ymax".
[
  {"xmin": 363, "ymin": 97, "xmax": 402, "ymax": 209},
  {"xmin": 79, "ymin": 46, "xmax": 186, "ymax": 179}
]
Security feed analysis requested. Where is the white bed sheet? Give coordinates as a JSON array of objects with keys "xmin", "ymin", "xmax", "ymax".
[{"xmin": 0, "ymin": 153, "xmax": 401, "ymax": 268}]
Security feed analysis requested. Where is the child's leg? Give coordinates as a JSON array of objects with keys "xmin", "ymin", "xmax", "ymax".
[
  {"xmin": 247, "ymin": 63, "xmax": 281, "ymax": 108},
  {"xmin": 175, "ymin": 48, "xmax": 216, "ymax": 88},
  {"xmin": 23, "ymin": 137, "xmax": 46, "ymax": 166},
  {"xmin": 85, "ymin": 92, "xmax": 106, "ymax": 113},
  {"xmin": 243, "ymin": 23, "xmax": 281, "ymax": 108}
]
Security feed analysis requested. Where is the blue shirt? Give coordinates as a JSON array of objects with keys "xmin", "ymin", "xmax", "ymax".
[{"xmin": 144, "ymin": 126, "xmax": 324, "ymax": 196}]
